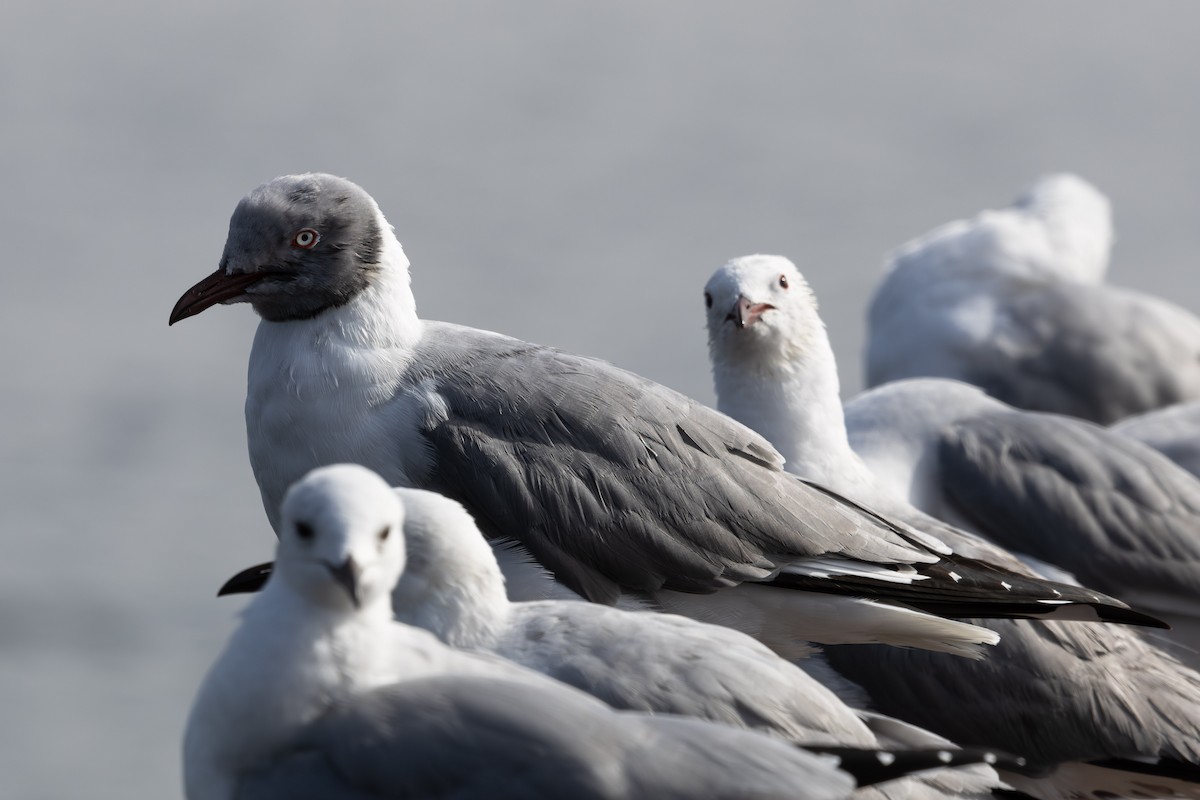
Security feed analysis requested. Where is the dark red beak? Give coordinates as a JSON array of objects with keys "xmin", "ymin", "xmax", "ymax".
[
  {"xmin": 169, "ymin": 267, "xmax": 267, "ymax": 325},
  {"xmin": 730, "ymin": 296, "xmax": 774, "ymax": 329}
]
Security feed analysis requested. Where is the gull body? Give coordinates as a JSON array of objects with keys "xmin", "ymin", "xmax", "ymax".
[
  {"xmin": 847, "ymin": 377, "xmax": 1200, "ymax": 666},
  {"xmin": 198, "ymin": 466, "xmax": 987, "ymax": 800},
  {"xmin": 866, "ymin": 173, "xmax": 1200, "ymax": 424},
  {"xmin": 389, "ymin": 487, "xmax": 1003, "ymax": 800},
  {"xmin": 189, "ymin": 465, "xmax": 872, "ymax": 800},
  {"xmin": 1114, "ymin": 401, "xmax": 1200, "ymax": 479}
]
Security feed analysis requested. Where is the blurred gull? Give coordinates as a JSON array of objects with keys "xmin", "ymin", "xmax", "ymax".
[
  {"xmin": 703, "ymin": 255, "xmax": 1200, "ymax": 798},
  {"xmin": 187, "ymin": 464, "xmax": 867, "ymax": 800},
  {"xmin": 847, "ymin": 378, "xmax": 1200, "ymax": 664},
  {"xmin": 172, "ymin": 174, "xmax": 1150, "ymax": 658},
  {"xmin": 865, "ymin": 173, "xmax": 1200, "ymax": 424},
  {"xmin": 1113, "ymin": 401, "xmax": 1200, "ymax": 479}
]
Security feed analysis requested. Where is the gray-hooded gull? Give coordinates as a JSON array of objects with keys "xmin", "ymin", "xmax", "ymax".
[
  {"xmin": 171, "ymin": 173, "xmax": 1156, "ymax": 659},
  {"xmin": 191, "ymin": 465, "xmax": 1002, "ymax": 800},
  {"xmin": 865, "ymin": 173, "xmax": 1200, "ymax": 424},
  {"xmin": 703, "ymin": 254, "xmax": 1200, "ymax": 798}
]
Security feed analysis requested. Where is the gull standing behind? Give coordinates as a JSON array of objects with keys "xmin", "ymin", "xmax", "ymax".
[
  {"xmin": 703, "ymin": 254, "xmax": 1200, "ymax": 800},
  {"xmin": 1113, "ymin": 401, "xmax": 1200, "ymax": 479},
  {"xmin": 185, "ymin": 464, "xmax": 869, "ymax": 800},
  {"xmin": 172, "ymin": 173, "xmax": 1153, "ymax": 659},
  {"xmin": 865, "ymin": 173, "xmax": 1200, "ymax": 424},
  {"xmin": 845, "ymin": 376, "xmax": 1200, "ymax": 666}
]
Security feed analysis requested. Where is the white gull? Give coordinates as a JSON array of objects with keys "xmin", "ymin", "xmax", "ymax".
[
  {"xmin": 704, "ymin": 254, "xmax": 1200, "ymax": 799},
  {"xmin": 865, "ymin": 173, "xmax": 1200, "ymax": 424},
  {"xmin": 187, "ymin": 464, "xmax": 867, "ymax": 800}
]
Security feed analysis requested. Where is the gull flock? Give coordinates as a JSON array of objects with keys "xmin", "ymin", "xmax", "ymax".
[{"xmin": 172, "ymin": 172, "xmax": 1200, "ymax": 799}]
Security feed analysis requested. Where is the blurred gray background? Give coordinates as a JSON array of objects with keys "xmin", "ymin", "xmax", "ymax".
[{"xmin": 4, "ymin": 1, "xmax": 1199, "ymax": 796}]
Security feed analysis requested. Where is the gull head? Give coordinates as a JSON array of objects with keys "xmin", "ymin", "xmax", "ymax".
[
  {"xmin": 170, "ymin": 173, "xmax": 393, "ymax": 324},
  {"xmin": 390, "ymin": 488, "xmax": 508, "ymax": 627},
  {"xmin": 704, "ymin": 255, "xmax": 823, "ymax": 372},
  {"xmin": 1012, "ymin": 173, "xmax": 1113, "ymax": 283},
  {"xmin": 276, "ymin": 464, "xmax": 405, "ymax": 613}
]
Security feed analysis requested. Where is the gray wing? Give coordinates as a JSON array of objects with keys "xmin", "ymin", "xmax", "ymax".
[
  {"xmin": 826, "ymin": 618, "xmax": 1200, "ymax": 768},
  {"xmin": 235, "ymin": 676, "xmax": 856, "ymax": 800},
  {"xmin": 938, "ymin": 410, "xmax": 1200, "ymax": 607},
  {"xmin": 962, "ymin": 282, "xmax": 1200, "ymax": 425},
  {"xmin": 506, "ymin": 603, "xmax": 877, "ymax": 748},
  {"xmin": 405, "ymin": 324, "xmax": 933, "ymax": 604},
  {"xmin": 1115, "ymin": 401, "xmax": 1200, "ymax": 479}
]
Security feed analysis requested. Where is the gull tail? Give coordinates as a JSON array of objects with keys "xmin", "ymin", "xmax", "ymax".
[
  {"xmin": 807, "ymin": 745, "xmax": 1024, "ymax": 789},
  {"xmin": 217, "ymin": 562, "xmax": 273, "ymax": 596}
]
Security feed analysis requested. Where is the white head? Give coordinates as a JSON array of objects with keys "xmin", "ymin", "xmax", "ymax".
[
  {"xmin": 276, "ymin": 464, "xmax": 406, "ymax": 614},
  {"xmin": 1012, "ymin": 173, "xmax": 1113, "ymax": 283},
  {"xmin": 704, "ymin": 255, "xmax": 827, "ymax": 377},
  {"xmin": 389, "ymin": 488, "xmax": 508, "ymax": 645}
]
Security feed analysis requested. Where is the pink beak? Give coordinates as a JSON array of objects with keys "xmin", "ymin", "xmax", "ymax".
[{"xmin": 730, "ymin": 296, "xmax": 774, "ymax": 329}]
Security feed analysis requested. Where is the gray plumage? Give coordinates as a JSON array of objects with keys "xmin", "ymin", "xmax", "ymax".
[
  {"xmin": 171, "ymin": 174, "xmax": 1148, "ymax": 657},
  {"xmin": 939, "ymin": 410, "xmax": 1200, "ymax": 613},
  {"xmin": 1114, "ymin": 401, "xmax": 1200, "ymax": 480},
  {"xmin": 406, "ymin": 324, "xmax": 938, "ymax": 603},
  {"xmin": 865, "ymin": 173, "xmax": 1200, "ymax": 424},
  {"xmin": 827, "ymin": 618, "xmax": 1200, "ymax": 769},
  {"xmin": 698, "ymin": 255, "xmax": 1200, "ymax": 796},
  {"xmin": 389, "ymin": 488, "xmax": 1000, "ymax": 800},
  {"xmin": 236, "ymin": 675, "xmax": 859, "ymax": 800}
]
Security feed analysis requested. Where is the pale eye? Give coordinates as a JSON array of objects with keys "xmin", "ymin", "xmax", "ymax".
[
  {"xmin": 779, "ymin": 274, "xmax": 789, "ymax": 289},
  {"xmin": 704, "ymin": 292, "xmax": 713, "ymax": 309},
  {"xmin": 292, "ymin": 229, "xmax": 320, "ymax": 249}
]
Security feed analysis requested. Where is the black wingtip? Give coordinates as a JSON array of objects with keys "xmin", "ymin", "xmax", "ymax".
[
  {"xmin": 1087, "ymin": 756, "xmax": 1200, "ymax": 783},
  {"xmin": 1096, "ymin": 604, "xmax": 1171, "ymax": 630},
  {"xmin": 217, "ymin": 561, "xmax": 274, "ymax": 597},
  {"xmin": 806, "ymin": 745, "xmax": 1026, "ymax": 787}
]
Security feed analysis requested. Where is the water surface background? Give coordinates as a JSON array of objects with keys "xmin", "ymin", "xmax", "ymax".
[{"xmin": 4, "ymin": 2, "xmax": 1200, "ymax": 796}]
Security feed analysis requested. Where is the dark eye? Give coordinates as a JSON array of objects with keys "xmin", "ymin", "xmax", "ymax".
[
  {"xmin": 295, "ymin": 521, "xmax": 315, "ymax": 542},
  {"xmin": 704, "ymin": 292, "xmax": 713, "ymax": 309},
  {"xmin": 379, "ymin": 525, "xmax": 391, "ymax": 542},
  {"xmin": 292, "ymin": 229, "xmax": 320, "ymax": 249},
  {"xmin": 779, "ymin": 275, "xmax": 789, "ymax": 289}
]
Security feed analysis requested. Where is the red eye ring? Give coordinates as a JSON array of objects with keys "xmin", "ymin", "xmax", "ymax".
[{"xmin": 293, "ymin": 228, "xmax": 320, "ymax": 249}]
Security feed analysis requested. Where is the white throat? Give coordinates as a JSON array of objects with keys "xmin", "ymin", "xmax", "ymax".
[
  {"xmin": 710, "ymin": 318, "xmax": 875, "ymax": 497},
  {"xmin": 246, "ymin": 220, "xmax": 425, "ymax": 531}
]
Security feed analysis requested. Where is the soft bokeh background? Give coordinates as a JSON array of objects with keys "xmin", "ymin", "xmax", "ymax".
[{"xmin": 4, "ymin": 1, "xmax": 1199, "ymax": 796}]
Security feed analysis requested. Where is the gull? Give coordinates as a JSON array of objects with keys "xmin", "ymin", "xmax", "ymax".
[
  {"xmin": 186, "ymin": 464, "xmax": 870, "ymax": 800},
  {"xmin": 383, "ymin": 487, "xmax": 1006, "ymax": 800},
  {"xmin": 846, "ymin": 376, "xmax": 1200, "ymax": 665},
  {"xmin": 235, "ymin": 675, "xmax": 865, "ymax": 800},
  {"xmin": 172, "ymin": 174, "xmax": 1152, "ymax": 659},
  {"xmin": 1113, "ymin": 401, "xmax": 1200, "ymax": 479},
  {"xmin": 865, "ymin": 173, "xmax": 1200, "ymax": 424},
  {"xmin": 703, "ymin": 254, "xmax": 1200, "ymax": 798},
  {"xmin": 195, "ymin": 465, "xmax": 1002, "ymax": 800}
]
